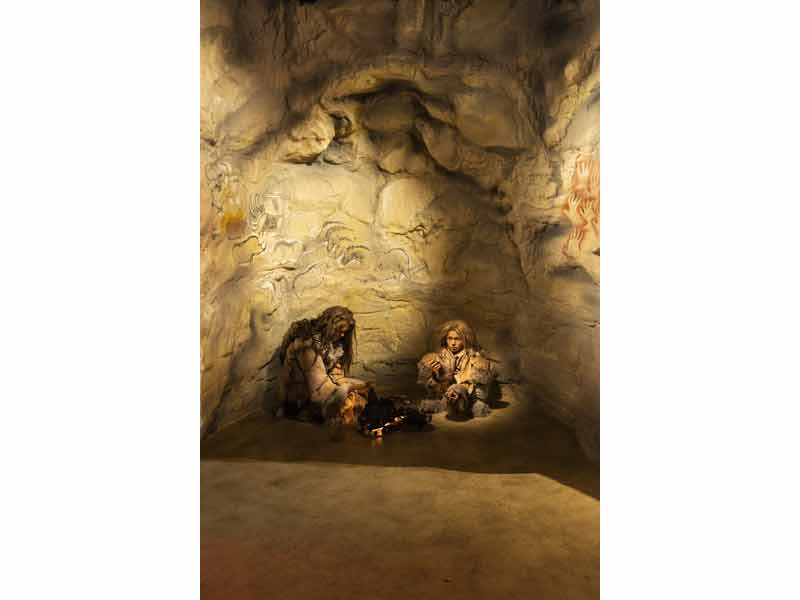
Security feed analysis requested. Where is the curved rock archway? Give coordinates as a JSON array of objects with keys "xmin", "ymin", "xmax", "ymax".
[{"xmin": 200, "ymin": 0, "xmax": 600, "ymax": 459}]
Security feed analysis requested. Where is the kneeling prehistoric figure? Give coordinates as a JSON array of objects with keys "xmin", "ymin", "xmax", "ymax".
[
  {"xmin": 417, "ymin": 320, "xmax": 494, "ymax": 418},
  {"xmin": 277, "ymin": 306, "xmax": 374, "ymax": 430}
]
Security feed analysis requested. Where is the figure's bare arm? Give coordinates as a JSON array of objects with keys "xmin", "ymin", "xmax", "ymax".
[
  {"xmin": 337, "ymin": 377, "xmax": 372, "ymax": 390},
  {"xmin": 296, "ymin": 346, "xmax": 317, "ymax": 372}
]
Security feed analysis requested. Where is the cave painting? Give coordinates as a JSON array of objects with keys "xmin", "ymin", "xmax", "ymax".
[
  {"xmin": 319, "ymin": 220, "xmax": 370, "ymax": 267},
  {"xmin": 205, "ymin": 159, "xmax": 247, "ymax": 239},
  {"xmin": 417, "ymin": 319, "xmax": 495, "ymax": 419},
  {"xmin": 205, "ymin": 159, "xmax": 240, "ymax": 213},
  {"xmin": 560, "ymin": 154, "xmax": 600, "ymax": 258},
  {"xmin": 246, "ymin": 191, "xmax": 285, "ymax": 242},
  {"xmin": 204, "ymin": 155, "xmax": 289, "ymax": 250}
]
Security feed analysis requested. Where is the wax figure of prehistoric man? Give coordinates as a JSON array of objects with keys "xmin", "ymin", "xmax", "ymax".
[
  {"xmin": 417, "ymin": 320, "xmax": 494, "ymax": 418},
  {"xmin": 277, "ymin": 306, "xmax": 374, "ymax": 428}
]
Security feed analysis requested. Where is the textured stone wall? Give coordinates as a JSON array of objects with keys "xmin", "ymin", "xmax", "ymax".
[{"xmin": 200, "ymin": 0, "xmax": 600, "ymax": 458}]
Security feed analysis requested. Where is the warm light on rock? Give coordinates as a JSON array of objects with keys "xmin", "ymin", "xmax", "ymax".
[{"xmin": 200, "ymin": 0, "xmax": 600, "ymax": 463}]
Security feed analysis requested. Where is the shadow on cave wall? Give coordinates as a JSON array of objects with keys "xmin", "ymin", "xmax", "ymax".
[
  {"xmin": 201, "ymin": 0, "xmax": 600, "ymax": 465},
  {"xmin": 202, "ymin": 74, "xmax": 531, "ymax": 433}
]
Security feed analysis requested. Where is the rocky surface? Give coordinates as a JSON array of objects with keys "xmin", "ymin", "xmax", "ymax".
[{"xmin": 200, "ymin": 0, "xmax": 600, "ymax": 459}]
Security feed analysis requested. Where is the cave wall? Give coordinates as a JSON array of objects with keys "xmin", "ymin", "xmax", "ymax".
[{"xmin": 200, "ymin": 0, "xmax": 600, "ymax": 457}]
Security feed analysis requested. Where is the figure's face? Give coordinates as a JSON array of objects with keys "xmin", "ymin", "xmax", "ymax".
[
  {"xmin": 334, "ymin": 319, "xmax": 353, "ymax": 341},
  {"xmin": 446, "ymin": 330, "xmax": 464, "ymax": 354}
]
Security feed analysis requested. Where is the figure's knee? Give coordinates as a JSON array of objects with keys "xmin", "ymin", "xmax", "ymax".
[
  {"xmin": 445, "ymin": 383, "xmax": 470, "ymax": 415},
  {"xmin": 471, "ymin": 400, "xmax": 491, "ymax": 418}
]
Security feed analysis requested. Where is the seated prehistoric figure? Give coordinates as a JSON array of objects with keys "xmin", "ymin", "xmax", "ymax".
[
  {"xmin": 277, "ymin": 306, "xmax": 374, "ymax": 428},
  {"xmin": 417, "ymin": 320, "xmax": 494, "ymax": 418}
]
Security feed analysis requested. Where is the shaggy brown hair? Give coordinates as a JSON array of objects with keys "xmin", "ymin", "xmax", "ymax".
[
  {"xmin": 435, "ymin": 319, "xmax": 478, "ymax": 352},
  {"xmin": 278, "ymin": 306, "xmax": 357, "ymax": 373}
]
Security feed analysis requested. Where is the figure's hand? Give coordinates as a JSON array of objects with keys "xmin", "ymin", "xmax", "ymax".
[
  {"xmin": 445, "ymin": 384, "xmax": 464, "ymax": 402},
  {"xmin": 431, "ymin": 360, "xmax": 453, "ymax": 381},
  {"xmin": 444, "ymin": 384, "xmax": 469, "ymax": 414}
]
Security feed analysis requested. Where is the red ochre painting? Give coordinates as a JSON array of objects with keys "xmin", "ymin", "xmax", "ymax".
[{"xmin": 561, "ymin": 155, "xmax": 600, "ymax": 258}]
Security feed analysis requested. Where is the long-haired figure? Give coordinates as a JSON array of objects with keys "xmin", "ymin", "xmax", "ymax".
[
  {"xmin": 417, "ymin": 319, "xmax": 494, "ymax": 418},
  {"xmin": 277, "ymin": 306, "xmax": 374, "ymax": 430}
]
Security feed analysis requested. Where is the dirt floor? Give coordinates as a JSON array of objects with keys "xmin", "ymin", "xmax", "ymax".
[{"xmin": 201, "ymin": 385, "xmax": 599, "ymax": 599}]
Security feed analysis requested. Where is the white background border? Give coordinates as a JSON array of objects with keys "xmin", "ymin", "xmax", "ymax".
[
  {"xmin": 1, "ymin": 2, "xmax": 199, "ymax": 598},
  {"xmin": 1, "ymin": 2, "xmax": 798, "ymax": 598}
]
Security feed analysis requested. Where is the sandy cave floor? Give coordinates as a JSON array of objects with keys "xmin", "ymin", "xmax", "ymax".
[{"xmin": 201, "ymin": 385, "xmax": 599, "ymax": 599}]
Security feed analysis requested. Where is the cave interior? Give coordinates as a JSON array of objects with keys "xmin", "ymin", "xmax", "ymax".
[{"xmin": 201, "ymin": 1, "xmax": 600, "ymax": 597}]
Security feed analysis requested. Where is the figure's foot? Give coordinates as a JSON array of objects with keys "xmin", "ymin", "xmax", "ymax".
[{"xmin": 471, "ymin": 400, "xmax": 491, "ymax": 418}]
